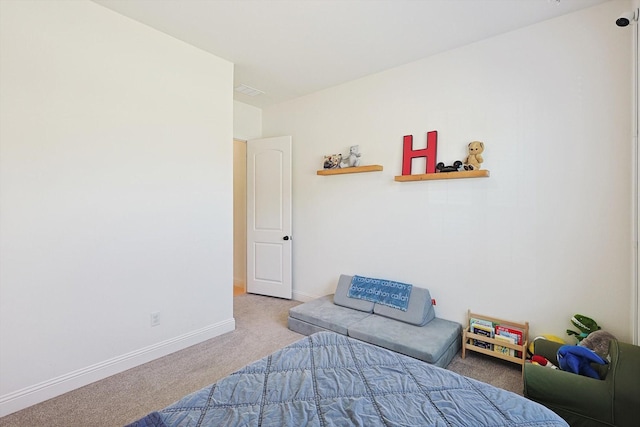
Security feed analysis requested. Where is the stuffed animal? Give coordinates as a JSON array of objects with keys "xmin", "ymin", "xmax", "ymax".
[
  {"xmin": 557, "ymin": 345, "xmax": 607, "ymax": 379},
  {"xmin": 580, "ymin": 330, "xmax": 616, "ymax": 358},
  {"xmin": 463, "ymin": 141, "xmax": 484, "ymax": 170},
  {"xmin": 566, "ymin": 314, "xmax": 601, "ymax": 342},
  {"xmin": 340, "ymin": 145, "xmax": 361, "ymax": 168},
  {"xmin": 436, "ymin": 160, "xmax": 463, "ymax": 173},
  {"xmin": 323, "ymin": 153, "xmax": 342, "ymax": 169}
]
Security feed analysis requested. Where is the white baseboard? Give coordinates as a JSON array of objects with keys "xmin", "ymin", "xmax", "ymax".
[
  {"xmin": 0, "ymin": 318, "xmax": 236, "ymax": 418},
  {"xmin": 292, "ymin": 290, "xmax": 322, "ymax": 302}
]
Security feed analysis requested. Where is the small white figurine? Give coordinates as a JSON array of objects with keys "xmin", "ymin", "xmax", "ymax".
[{"xmin": 340, "ymin": 145, "xmax": 361, "ymax": 168}]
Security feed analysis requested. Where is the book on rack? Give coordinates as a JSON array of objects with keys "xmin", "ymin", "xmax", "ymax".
[
  {"xmin": 494, "ymin": 334, "xmax": 516, "ymax": 356},
  {"xmin": 495, "ymin": 325, "xmax": 524, "ymax": 357},
  {"xmin": 469, "ymin": 317, "xmax": 494, "ymax": 329},
  {"xmin": 471, "ymin": 323, "xmax": 494, "ymax": 350}
]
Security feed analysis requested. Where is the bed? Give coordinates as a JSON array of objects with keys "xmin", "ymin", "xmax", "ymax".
[{"xmin": 127, "ymin": 331, "xmax": 567, "ymax": 426}]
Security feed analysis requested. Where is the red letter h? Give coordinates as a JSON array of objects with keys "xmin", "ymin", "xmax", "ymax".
[{"xmin": 402, "ymin": 131, "xmax": 438, "ymax": 175}]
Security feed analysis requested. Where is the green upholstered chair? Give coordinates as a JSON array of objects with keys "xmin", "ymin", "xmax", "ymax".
[{"xmin": 523, "ymin": 338, "xmax": 640, "ymax": 427}]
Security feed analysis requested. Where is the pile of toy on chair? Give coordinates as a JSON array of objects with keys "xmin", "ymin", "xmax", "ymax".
[
  {"xmin": 527, "ymin": 314, "xmax": 613, "ymax": 378},
  {"xmin": 523, "ymin": 314, "xmax": 640, "ymax": 427}
]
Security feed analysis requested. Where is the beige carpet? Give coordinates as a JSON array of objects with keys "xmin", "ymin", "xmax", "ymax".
[{"xmin": 0, "ymin": 294, "xmax": 522, "ymax": 427}]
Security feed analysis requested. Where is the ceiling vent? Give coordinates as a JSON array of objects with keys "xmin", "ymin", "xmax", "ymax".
[{"xmin": 234, "ymin": 84, "xmax": 264, "ymax": 97}]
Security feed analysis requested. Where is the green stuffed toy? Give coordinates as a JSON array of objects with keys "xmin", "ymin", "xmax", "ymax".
[{"xmin": 566, "ymin": 314, "xmax": 600, "ymax": 342}]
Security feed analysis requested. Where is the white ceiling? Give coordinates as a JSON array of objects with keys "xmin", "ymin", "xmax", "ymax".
[{"xmin": 93, "ymin": 0, "xmax": 610, "ymax": 109}]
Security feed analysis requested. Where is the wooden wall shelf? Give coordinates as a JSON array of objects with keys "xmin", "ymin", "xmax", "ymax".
[
  {"xmin": 317, "ymin": 165, "xmax": 383, "ymax": 176},
  {"xmin": 394, "ymin": 169, "xmax": 489, "ymax": 182}
]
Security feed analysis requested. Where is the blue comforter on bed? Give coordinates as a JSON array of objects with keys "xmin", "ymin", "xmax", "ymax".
[{"xmin": 126, "ymin": 332, "xmax": 567, "ymax": 426}]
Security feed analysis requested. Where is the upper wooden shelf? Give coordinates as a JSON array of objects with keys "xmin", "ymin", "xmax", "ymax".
[
  {"xmin": 394, "ymin": 169, "xmax": 490, "ymax": 182},
  {"xmin": 317, "ymin": 165, "xmax": 383, "ymax": 176}
]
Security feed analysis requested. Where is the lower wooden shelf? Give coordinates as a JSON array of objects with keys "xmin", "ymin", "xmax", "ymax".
[
  {"xmin": 395, "ymin": 169, "xmax": 489, "ymax": 181},
  {"xmin": 317, "ymin": 165, "xmax": 383, "ymax": 175}
]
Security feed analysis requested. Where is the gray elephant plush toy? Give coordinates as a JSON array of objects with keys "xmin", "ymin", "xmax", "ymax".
[{"xmin": 579, "ymin": 330, "xmax": 616, "ymax": 358}]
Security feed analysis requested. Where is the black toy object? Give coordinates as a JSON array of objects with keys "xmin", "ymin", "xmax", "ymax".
[{"xmin": 436, "ymin": 160, "xmax": 463, "ymax": 173}]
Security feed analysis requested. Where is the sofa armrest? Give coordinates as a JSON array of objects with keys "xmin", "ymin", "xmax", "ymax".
[
  {"xmin": 612, "ymin": 342, "xmax": 640, "ymax": 426},
  {"xmin": 523, "ymin": 363, "xmax": 612, "ymax": 425},
  {"xmin": 533, "ymin": 339, "xmax": 563, "ymax": 365}
]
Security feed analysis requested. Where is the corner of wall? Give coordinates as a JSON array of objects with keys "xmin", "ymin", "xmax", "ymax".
[{"xmin": 233, "ymin": 100, "xmax": 262, "ymax": 141}]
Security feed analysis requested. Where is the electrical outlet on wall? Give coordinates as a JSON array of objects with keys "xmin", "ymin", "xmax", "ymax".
[{"xmin": 150, "ymin": 311, "xmax": 160, "ymax": 327}]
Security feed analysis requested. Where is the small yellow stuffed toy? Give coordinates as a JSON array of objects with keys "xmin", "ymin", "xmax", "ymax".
[{"xmin": 464, "ymin": 141, "xmax": 484, "ymax": 170}]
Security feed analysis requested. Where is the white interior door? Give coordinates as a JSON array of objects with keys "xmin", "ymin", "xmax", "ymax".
[{"xmin": 246, "ymin": 136, "xmax": 292, "ymax": 299}]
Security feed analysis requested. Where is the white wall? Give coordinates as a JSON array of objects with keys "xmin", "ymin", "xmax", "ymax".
[
  {"xmin": 234, "ymin": 101, "xmax": 262, "ymax": 141},
  {"xmin": 634, "ymin": 0, "xmax": 640, "ymax": 345},
  {"xmin": 0, "ymin": 0, "xmax": 234, "ymax": 416},
  {"xmin": 263, "ymin": 0, "xmax": 635, "ymax": 342}
]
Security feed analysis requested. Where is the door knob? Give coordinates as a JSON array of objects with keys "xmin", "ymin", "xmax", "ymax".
[{"xmin": 283, "ymin": 236, "xmax": 290, "ymax": 241}]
